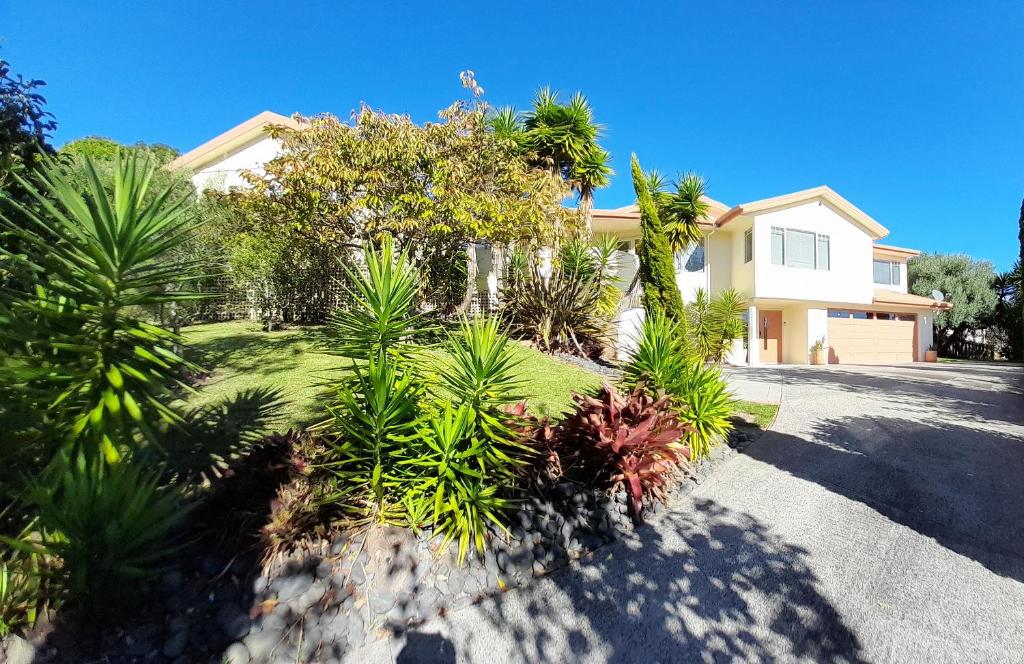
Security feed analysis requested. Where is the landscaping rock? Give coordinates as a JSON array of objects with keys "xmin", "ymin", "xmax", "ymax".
[
  {"xmin": 224, "ymin": 640, "xmax": 252, "ymax": 664},
  {"xmin": 243, "ymin": 629, "xmax": 285, "ymax": 662},
  {"xmin": 162, "ymin": 626, "xmax": 190, "ymax": 658},
  {"xmin": 217, "ymin": 604, "xmax": 252, "ymax": 640},
  {"xmin": 4, "ymin": 635, "xmax": 36, "ymax": 664},
  {"xmin": 274, "ymin": 572, "xmax": 314, "ymax": 602}
]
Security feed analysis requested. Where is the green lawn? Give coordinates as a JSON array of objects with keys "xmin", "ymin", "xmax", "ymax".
[
  {"xmin": 181, "ymin": 320, "xmax": 605, "ymax": 432},
  {"xmin": 732, "ymin": 399, "xmax": 779, "ymax": 429}
]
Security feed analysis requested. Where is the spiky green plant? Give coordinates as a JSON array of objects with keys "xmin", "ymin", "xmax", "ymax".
[
  {"xmin": 622, "ymin": 309, "xmax": 693, "ymax": 391},
  {"xmin": 0, "ymin": 155, "xmax": 207, "ymax": 465},
  {"xmin": 4, "ymin": 464, "xmax": 190, "ymax": 622},
  {"xmin": 673, "ymin": 362, "xmax": 734, "ymax": 461},
  {"xmin": 686, "ymin": 287, "xmax": 747, "ymax": 362}
]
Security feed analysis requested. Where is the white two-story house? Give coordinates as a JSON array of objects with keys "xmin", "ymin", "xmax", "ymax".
[
  {"xmin": 594, "ymin": 187, "xmax": 950, "ymax": 365},
  {"xmin": 171, "ymin": 111, "xmax": 949, "ymax": 366}
]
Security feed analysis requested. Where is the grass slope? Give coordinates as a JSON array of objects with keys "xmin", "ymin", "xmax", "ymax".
[{"xmin": 182, "ymin": 320, "xmax": 604, "ymax": 432}]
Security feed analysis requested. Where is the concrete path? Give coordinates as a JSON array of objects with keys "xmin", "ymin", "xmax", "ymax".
[{"xmin": 348, "ymin": 363, "xmax": 1024, "ymax": 663}]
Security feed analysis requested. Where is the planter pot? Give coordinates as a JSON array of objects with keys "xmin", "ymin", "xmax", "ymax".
[
  {"xmin": 811, "ymin": 348, "xmax": 827, "ymax": 365},
  {"xmin": 724, "ymin": 338, "xmax": 747, "ymax": 366},
  {"xmin": 925, "ymin": 350, "xmax": 938, "ymax": 363}
]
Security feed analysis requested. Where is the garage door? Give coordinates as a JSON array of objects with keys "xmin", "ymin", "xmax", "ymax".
[{"xmin": 827, "ymin": 314, "xmax": 916, "ymax": 364}]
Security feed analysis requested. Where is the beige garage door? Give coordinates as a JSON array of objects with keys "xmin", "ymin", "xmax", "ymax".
[{"xmin": 828, "ymin": 315, "xmax": 916, "ymax": 364}]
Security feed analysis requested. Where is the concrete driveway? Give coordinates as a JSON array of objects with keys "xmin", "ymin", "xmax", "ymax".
[{"xmin": 351, "ymin": 363, "xmax": 1024, "ymax": 663}]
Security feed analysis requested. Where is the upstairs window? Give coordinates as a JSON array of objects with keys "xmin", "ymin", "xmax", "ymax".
[
  {"xmin": 684, "ymin": 240, "xmax": 705, "ymax": 272},
  {"xmin": 744, "ymin": 229, "xmax": 753, "ymax": 263},
  {"xmin": 771, "ymin": 226, "xmax": 830, "ymax": 270},
  {"xmin": 873, "ymin": 259, "xmax": 901, "ymax": 285}
]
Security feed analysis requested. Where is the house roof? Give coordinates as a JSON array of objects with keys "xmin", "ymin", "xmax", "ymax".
[
  {"xmin": 872, "ymin": 289, "xmax": 951, "ymax": 310},
  {"xmin": 873, "ymin": 243, "xmax": 920, "ymax": 259},
  {"xmin": 715, "ymin": 186, "xmax": 890, "ymax": 240},
  {"xmin": 591, "ymin": 196, "xmax": 731, "ymax": 235},
  {"xmin": 167, "ymin": 111, "xmax": 302, "ymax": 172}
]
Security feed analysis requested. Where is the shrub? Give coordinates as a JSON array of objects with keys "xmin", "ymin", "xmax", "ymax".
[
  {"xmin": 623, "ymin": 311, "xmax": 735, "ymax": 461},
  {"xmin": 5, "ymin": 464, "xmax": 190, "ymax": 622},
  {"xmin": 0, "ymin": 531, "xmax": 49, "ymax": 637},
  {"xmin": 500, "ymin": 261, "xmax": 610, "ymax": 355},
  {"xmin": 0, "ymin": 155, "xmax": 208, "ymax": 466},
  {"xmin": 324, "ymin": 240, "xmax": 529, "ymax": 561},
  {"xmin": 550, "ymin": 384, "xmax": 691, "ymax": 521},
  {"xmin": 686, "ymin": 288, "xmax": 747, "ymax": 362}
]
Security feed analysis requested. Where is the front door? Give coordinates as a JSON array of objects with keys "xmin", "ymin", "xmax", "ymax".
[{"xmin": 760, "ymin": 310, "xmax": 783, "ymax": 364}]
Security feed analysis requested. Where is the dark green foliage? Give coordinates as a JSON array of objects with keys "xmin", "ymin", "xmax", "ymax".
[
  {"xmin": 0, "ymin": 155, "xmax": 209, "ymax": 466},
  {"xmin": 500, "ymin": 261, "xmax": 610, "ymax": 355},
  {"xmin": 647, "ymin": 170, "xmax": 710, "ymax": 254},
  {"xmin": 631, "ymin": 154, "xmax": 685, "ymax": 320},
  {"xmin": 4, "ymin": 464, "xmax": 189, "ymax": 622},
  {"xmin": 908, "ymin": 253, "xmax": 998, "ymax": 355},
  {"xmin": 0, "ymin": 56, "xmax": 56, "ymax": 194}
]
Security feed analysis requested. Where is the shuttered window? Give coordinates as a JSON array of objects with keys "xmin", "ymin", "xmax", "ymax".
[
  {"xmin": 771, "ymin": 227, "xmax": 785, "ymax": 265},
  {"xmin": 786, "ymin": 229, "xmax": 817, "ymax": 269}
]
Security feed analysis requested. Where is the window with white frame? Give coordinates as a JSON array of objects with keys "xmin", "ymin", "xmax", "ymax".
[
  {"xmin": 743, "ymin": 228, "xmax": 752, "ymax": 263},
  {"xmin": 770, "ymin": 227, "xmax": 830, "ymax": 270},
  {"xmin": 679, "ymin": 240, "xmax": 705, "ymax": 272},
  {"xmin": 873, "ymin": 259, "xmax": 901, "ymax": 285}
]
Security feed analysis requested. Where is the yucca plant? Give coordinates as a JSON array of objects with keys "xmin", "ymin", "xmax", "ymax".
[
  {"xmin": 0, "ymin": 530, "xmax": 49, "ymax": 637},
  {"xmin": 402, "ymin": 403, "xmax": 514, "ymax": 563},
  {"xmin": 557, "ymin": 384, "xmax": 692, "ymax": 521},
  {"xmin": 500, "ymin": 263, "xmax": 610, "ymax": 355},
  {"xmin": 686, "ymin": 287, "xmax": 747, "ymax": 362},
  {"xmin": 673, "ymin": 362, "xmax": 734, "ymax": 461},
  {"xmin": 328, "ymin": 237, "xmax": 432, "ymax": 363},
  {"xmin": 622, "ymin": 309, "xmax": 693, "ymax": 391},
  {"xmin": 623, "ymin": 310, "xmax": 735, "ymax": 461},
  {"xmin": 0, "ymin": 155, "xmax": 208, "ymax": 465},
  {"xmin": 3, "ymin": 464, "xmax": 190, "ymax": 622}
]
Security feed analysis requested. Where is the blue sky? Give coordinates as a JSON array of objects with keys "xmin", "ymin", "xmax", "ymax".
[{"xmin": 3, "ymin": 1, "xmax": 1021, "ymax": 270}]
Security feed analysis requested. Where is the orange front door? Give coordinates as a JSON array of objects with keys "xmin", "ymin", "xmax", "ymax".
[{"xmin": 760, "ymin": 310, "xmax": 783, "ymax": 364}]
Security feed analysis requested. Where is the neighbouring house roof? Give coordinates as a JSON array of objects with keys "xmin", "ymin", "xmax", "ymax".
[
  {"xmin": 591, "ymin": 196, "xmax": 730, "ymax": 236},
  {"xmin": 167, "ymin": 111, "xmax": 302, "ymax": 173},
  {"xmin": 872, "ymin": 289, "xmax": 951, "ymax": 310},
  {"xmin": 873, "ymin": 243, "xmax": 921, "ymax": 260},
  {"xmin": 714, "ymin": 186, "xmax": 890, "ymax": 240}
]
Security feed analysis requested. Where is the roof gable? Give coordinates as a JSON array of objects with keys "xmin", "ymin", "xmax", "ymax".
[
  {"xmin": 167, "ymin": 111, "xmax": 301, "ymax": 173},
  {"xmin": 716, "ymin": 186, "xmax": 889, "ymax": 240}
]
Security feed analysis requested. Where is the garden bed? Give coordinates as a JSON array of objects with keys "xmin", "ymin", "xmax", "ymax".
[{"xmin": 8, "ymin": 423, "xmax": 763, "ymax": 664}]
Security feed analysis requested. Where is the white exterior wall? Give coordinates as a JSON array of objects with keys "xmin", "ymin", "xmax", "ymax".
[
  {"xmin": 807, "ymin": 307, "xmax": 829, "ymax": 359},
  {"xmin": 752, "ymin": 201, "xmax": 874, "ymax": 305},
  {"xmin": 615, "ymin": 307, "xmax": 646, "ymax": 359},
  {"xmin": 916, "ymin": 312, "xmax": 934, "ymax": 361},
  {"xmin": 191, "ymin": 136, "xmax": 284, "ymax": 192}
]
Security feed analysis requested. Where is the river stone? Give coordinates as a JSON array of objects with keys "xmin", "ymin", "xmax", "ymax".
[
  {"xmin": 274, "ymin": 572, "xmax": 314, "ymax": 601},
  {"xmin": 162, "ymin": 627, "xmax": 190, "ymax": 658},
  {"xmin": 243, "ymin": 629, "xmax": 284, "ymax": 662},
  {"xmin": 4, "ymin": 636, "xmax": 35, "ymax": 664},
  {"xmin": 217, "ymin": 604, "xmax": 251, "ymax": 640},
  {"xmin": 224, "ymin": 640, "xmax": 251, "ymax": 664}
]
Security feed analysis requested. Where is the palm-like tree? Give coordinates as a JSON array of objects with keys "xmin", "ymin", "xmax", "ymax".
[
  {"xmin": 513, "ymin": 88, "xmax": 611, "ymax": 235},
  {"xmin": 648, "ymin": 171, "xmax": 710, "ymax": 255}
]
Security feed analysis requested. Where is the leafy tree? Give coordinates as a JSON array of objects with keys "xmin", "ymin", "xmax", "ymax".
[
  {"xmin": 908, "ymin": 253, "xmax": 998, "ymax": 355},
  {"xmin": 647, "ymin": 169, "xmax": 710, "ymax": 254},
  {"xmin": 991, "ymin": 262, "xmax": 1022, "ymax": 361},
  {"xmin": 631, "ymin": 153, "xmax": 684, "ymax": 320},
  {"xmin": 494, "ymin": 87, "xmax": 612, "ymax": 234},
  {"xmin": 0, "ymin": 57, "xmax": 56, "ymax": 192},
  {"xmin": 1019, "ymin": 197, "xmax": 1023, "ymax": 358},
  {"xmin": 61, "ymin": 136, "xmax": 179, "ymax": 166},
  {"xmin": 226, "ymin": 79, "xmax": 573, "ymax": 323}
]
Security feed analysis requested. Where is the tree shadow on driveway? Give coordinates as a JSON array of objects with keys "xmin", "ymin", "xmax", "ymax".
[
  {"xmin": 424, "ymin": 498, "xmax": 865, "ymax": 664},
  {"xmin": 745, "ymin": 415, "xmax": 1024, "ymax": 583}
]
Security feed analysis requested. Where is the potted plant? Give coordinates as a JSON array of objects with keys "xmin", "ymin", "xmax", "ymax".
[
  {"xmin": 810, "ymin": 337, "xmax": 827, "ymax": 365},
  {"xmin": 925, "ymin": 344, "xmax": 938, "ymax": 363}
]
